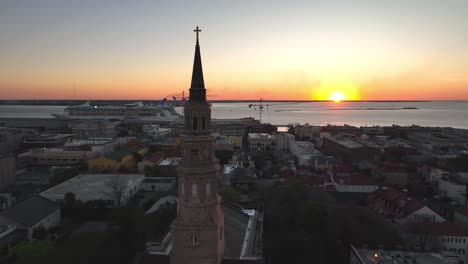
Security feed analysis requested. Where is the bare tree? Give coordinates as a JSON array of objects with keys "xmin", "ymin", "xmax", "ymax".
[{"xmin": 105, "ymin": 174, "xmax": 127, "ymax": 207}]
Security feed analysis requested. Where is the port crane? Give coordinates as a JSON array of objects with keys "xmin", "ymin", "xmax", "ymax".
[{"xmin": 248, "ymin": 99, "xmax": 269, "ymax": 123}]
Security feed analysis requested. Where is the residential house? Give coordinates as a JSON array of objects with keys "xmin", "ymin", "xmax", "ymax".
[
  {"xmin": 404, "ymin": 222, "xmax": 468, "ymax": 262},
  {"xmin": 88, "ymin": 144, "xmax": 148, "ymax": 173},
  {"xmin": 138, "ymin": 152, "xmax": 165, "ymax": 174},
  {"xmin": 368, "ymin": 187, "xmax": 446, "ymax": 225}
]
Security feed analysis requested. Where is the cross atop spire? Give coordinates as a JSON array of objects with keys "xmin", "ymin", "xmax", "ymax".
[
  {"xmin": 194, "ymin": 26, "xmax": 201, "ymax": 45},
  {"xmin": 189, "ymin": 26, "xmax": 206, "ymax": 101}
]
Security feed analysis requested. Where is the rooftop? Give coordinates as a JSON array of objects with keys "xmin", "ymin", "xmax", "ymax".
[
  {"xmin": 247, "ymin": 133, "xmax": 275, "ymax": 139},
  {"xmin": 145, "ymin": 196, "xmax": 177, "ymax": 215},
  {"xmin": 0, "ymin": 195, "xmax": 59, "ymax": 227},
  {"xmin": 159, "ymin": 157, "xmax": 180, "ymax": 166},
  {"xmin": 145, "ymin": 152, "xmax": 165, "ymax": 164},
  {"xmin": 40, "ymin": 174, "xmax": 145, "ymax": 201},
  {"xmin": 64, "ymin": 138, "xmax": 115, "ymax": 147},
  {"xmin": 351, "ymin": 246, "xmax": 448, "ymax": 264}
]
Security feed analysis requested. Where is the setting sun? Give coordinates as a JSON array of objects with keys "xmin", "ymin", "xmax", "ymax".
[
  {"xmin": 330, "ymin": 91, "xmax": 345, "ymax": 102},
  {"xmin": 313, "ymin": 80, "xmax": 360, "ymax": 101}
]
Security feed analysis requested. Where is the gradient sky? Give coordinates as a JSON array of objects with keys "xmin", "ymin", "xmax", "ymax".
[{"xmin": 1, "ymin": 0, "xmax": 467, "ymax": 100}]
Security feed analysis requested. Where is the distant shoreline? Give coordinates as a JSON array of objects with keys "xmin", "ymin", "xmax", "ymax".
[{"xmin": 0, "ymin": 99, "xmax": 444, "ymax": 106}]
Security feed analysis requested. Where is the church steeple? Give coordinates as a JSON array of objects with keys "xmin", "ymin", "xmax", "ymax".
[
  {"xmin": 189, "ymin": 26, "xmax": 206, "ymax": 101},
  {"xmin": 171, "ymin": 26, "xmax": 224, "ymax": 264}
]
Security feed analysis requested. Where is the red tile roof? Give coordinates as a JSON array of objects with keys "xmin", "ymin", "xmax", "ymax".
[
  {"xmin": 379, "ymin": 162, "xmax": 407, "ymax": 173},
  {"xmin": 146, "ymin": 152, "xmax": 165, "ymax": 164},
  {"xmin": 368, "ymin": 187, "xmax": 427, "ymax": 219}
]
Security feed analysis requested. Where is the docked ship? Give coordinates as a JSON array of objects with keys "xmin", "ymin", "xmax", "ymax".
[{"xmin": 52, "ymin": 101, "xmax": 182, "ymax": 124}]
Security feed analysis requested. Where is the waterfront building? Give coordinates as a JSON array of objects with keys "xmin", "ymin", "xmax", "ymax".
[
  {"xmin": 23, "ymin": 133, "xmax": 75, "ymax": 148},
  {"xmin": 69, "ymin": 119, "xmax": 116, "ymax": 139},
  {"xmin": 63, "ymin": 137, "xmax": 119, "ymax": 155},
  {"xmin": 293, "ymin": 123, "xmax": 320, "ymax": 139}
]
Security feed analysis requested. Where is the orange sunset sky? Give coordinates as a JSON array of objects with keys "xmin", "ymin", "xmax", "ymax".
[{"xmin": 1, "ymin": 0, "xmax": 467, "ymax": 101}]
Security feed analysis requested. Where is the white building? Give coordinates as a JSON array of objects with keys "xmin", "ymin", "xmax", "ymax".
[
  {"xmin": 142, "ymin": 124, "xmax": 171, "ymax": 140},
  {"xmin": 248, "ymin": 133, "xmax": 276, "ymax": 153},
  {"xmin": 439, "ymin": 176, "xmax": 466, "ymax": 205},
  {"xmin": 397, "ymin": 205, "xmax": 446, "ymax": 225},
  {"xmin": 274, "ymin": 132, "xmax": 295, "ymax": 152},
  {"xmin": 331, "ymin": 174, "xmax": 379, "ymax": 193},
  {"xmin": 158, "ymin": 157, "xmax": 181, "ymax": 177},
  {"xmin": 405, "ymin": 222, "xmax": 468, "ymax": 263},
  {"xmin": 289, "ymin": 141, "xmax": 323, "ymax": 166},
  {"xmin": 40, "ymin": 173, "xmax": 145, "ymax": 207}
]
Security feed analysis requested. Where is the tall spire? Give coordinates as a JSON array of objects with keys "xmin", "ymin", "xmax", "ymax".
[{"xmin": 189, "ymin": 26, "xmax": 206, "ymax": 101}]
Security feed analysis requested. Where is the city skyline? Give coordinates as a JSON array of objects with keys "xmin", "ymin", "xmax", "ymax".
[{"xmin": 1, "ymin": 0, "xmax": 468, "ymax": 101}]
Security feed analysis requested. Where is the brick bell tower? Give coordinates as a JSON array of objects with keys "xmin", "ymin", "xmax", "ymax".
[{"xmin": 170, "ymin": 26, "xmax": 225, "ymax": 264}]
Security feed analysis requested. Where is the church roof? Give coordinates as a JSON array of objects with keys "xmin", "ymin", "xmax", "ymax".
[
  {"xmin": 190, "ymin": 26, "xmax": 205, "ymax": 91},
  {"xmin": 223, "ymin": 202, "xmax": 250, "ymax": 258},
  {"xmin": 188, "ymin": 26, "xmax": 207, "ymax": 102}
]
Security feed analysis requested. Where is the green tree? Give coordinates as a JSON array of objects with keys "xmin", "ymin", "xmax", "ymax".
[
  {"xmin": 49, "ymin": 167, "xmax": 78, "ymax": 187},
  {"xmin": 11, "ymin": 240, "xmax": 55, "ymax": 264},
  {"xmin": 263, "ymin": 180, "xmax": 402, "ymax": 264}
]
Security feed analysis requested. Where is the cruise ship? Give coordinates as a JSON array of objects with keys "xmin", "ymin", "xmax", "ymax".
[{"xmin": 52, "ymin": 101, "xmax": 182, "ymax": 124}]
